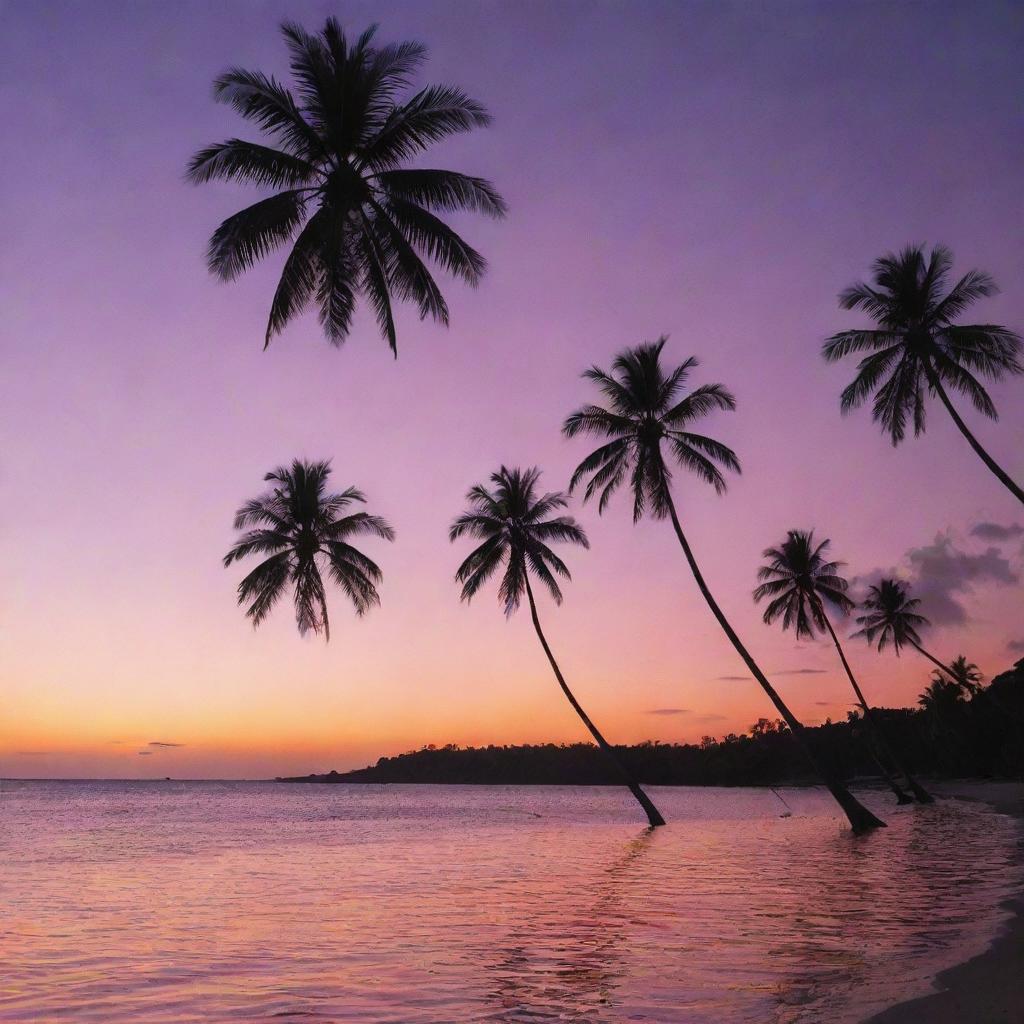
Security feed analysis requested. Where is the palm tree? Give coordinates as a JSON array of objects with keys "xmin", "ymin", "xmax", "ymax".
[
  {"xmin": 449, "ymin": 466, "xmax": 665, "ymax": 827},
  {"xmin": 224, "ymin": 459, "xmax": 394, "ymax": 638},
  {"xmin": 563, "ymin": 338, "xmax": 885, "ymax": 833},
  {"xmin": 945, "ymin": 655, "xmax": 983, "ymax": 696},
  {"xmin": 853, "ymin": 578, "xmax": 964, "ymax": 684},
  {"xmin": 754, "ymin": 530, "xmax": 931, "ymax": 804},
  {"xmin": 822, "ymin": 245, "xmax": 1023, "ymax": 504},
  {"xmin": 188, "ymin": 17, "xmax": 507, "ymax": 354},
  {"xmin": 917, "ymin": 675, "xmax": 968, "ymax": 746}
]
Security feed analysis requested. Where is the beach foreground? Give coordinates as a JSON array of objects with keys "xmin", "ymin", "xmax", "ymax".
[{"xmin": 866, "ymin": 781, "xmax": 1024, "ymax": 1024}]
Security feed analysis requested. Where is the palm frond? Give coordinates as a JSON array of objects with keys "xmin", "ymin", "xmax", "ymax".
[
  {"xmin": 206, "ymin": 190, "xmax": 308, "ymax": 282},
  {"xmin": 361, "ymin": 85, "xmax": 492, "ymax": 171},
  {"xmin": 186, "ymin": 139, "xmax": 317, "ymax": 188},
  {"xmin": 374, "ymin": 169, "xmax": 507, "ymax": 217}
]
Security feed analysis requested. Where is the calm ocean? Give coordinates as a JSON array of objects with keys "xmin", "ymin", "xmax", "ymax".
[{"xmin": 1, "ymin": 781, "xmax": 1019, "ymax": 1022}]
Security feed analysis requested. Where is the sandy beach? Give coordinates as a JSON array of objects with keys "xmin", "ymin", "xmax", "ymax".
[{"xmin": 868, "ymin": 781, "xmax": 1024, "ymax": 1024}]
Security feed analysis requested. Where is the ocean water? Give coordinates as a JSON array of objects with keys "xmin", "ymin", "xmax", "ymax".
[{"xmin": 0, "ymin": 782, "xmax": 1019, "ymax": 1023}]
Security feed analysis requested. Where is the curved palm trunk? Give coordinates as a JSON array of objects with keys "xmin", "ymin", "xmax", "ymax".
[
  {"xmin": 664, "ymin": 494, "xmax": 885, "ymax": 833},
  {"xmin": 924, "ymin": 362, "xmax": 1024, "ymax": 505},
  {"xmin": 523, "ymin": 577, "xmax": 666, "ymax": 827},
  {"xmin": 908, "ymin": 639, "xmax": 962, "ymax": 683},
  {"xmin": 821, "ymin": 613, "xmax": 932, "ymax": 804}
]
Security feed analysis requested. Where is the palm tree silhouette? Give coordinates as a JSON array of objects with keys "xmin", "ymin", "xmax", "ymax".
[
  {"xmin": 563, "ymin": 338, "xmax": 885, "ymax": 833},
  {"xmin": 945, "ymin": 655, "xmax": 983, "ymax": 696},
  {"xmin": 450, "ymin": 466, "xmax": 665, "ymax": 827},
  {"xmin": 224, "ymin": 459, "xmax": 394, "ymax": 639},
  {"xmin": 822, "ymin": 245, "xmax": 1023, "ymax": 503},
  {"xmin": 754, "ymin": 530, "xmax": 931, "ymax": 804},
  {"xmin": 853, "ymin": 578, "xmax": 963, "ymax": 684},
  {"xmin": 188, "ymin": 17, "xmax": 506, "ymax": 354}
]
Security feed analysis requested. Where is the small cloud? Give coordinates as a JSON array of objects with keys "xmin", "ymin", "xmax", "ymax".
[
  {"xmin": 857, "ymin": 530, "xmax": 1021, "ymax": 628},
  {"xmin": 715, "ymin": 675, "xmax": 749, "ymax": 681},
  {"xmin": 970, "ymin": 522, "xmax": 1023, "ymax": 543},
  {"xmin": 148, "ymin": 741, "xmax": 184, "ymax": 748},
  {"xmin": 814, "ymin": 701, "xmax": 833, "ymax": 707},
  {"xmin": 646, "ymin": 708, "xmax": 690, "ymax": 716},
  {"xmin": 1008, "ymin": 639, "xmax": 1024, "ymax": 653},
  {"xmin": 907, "ymin": 534, "xmax": 1018, "ymax": 625},
  {"xmin": 137, "ymin": 751, "xmax": 153, "ymax": 756}
]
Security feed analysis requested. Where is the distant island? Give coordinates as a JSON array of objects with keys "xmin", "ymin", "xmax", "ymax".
[{"xmin": 280, "ymin": 660, "xmax": 1024, "ymax": 787}]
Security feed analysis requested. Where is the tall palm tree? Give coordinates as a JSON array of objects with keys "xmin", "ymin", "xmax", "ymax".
[
  {"xmin": 853, "ymin": 578, "xmax": 963, "ymax": 684},
  {"xmin": 563, "ymin": 339, "xmax": 885, "ymax": 833},
  {"xmin": 188, "ymin": 17, "xmax": 507, "ymax": 354},
  {"xmin": 224, "ymin": 459, "xmax": 394, "ymax": 638},
  {"xmin": 449, "ymin": 465, "xmax": 665, "ymax": 827},
  {"xmin": 754, "ymin": 530, "xmax": 931, "ymax": 804},
  {"xmin": 822, "ymin": 245, "xmax": 1023, "ymax": 504}
]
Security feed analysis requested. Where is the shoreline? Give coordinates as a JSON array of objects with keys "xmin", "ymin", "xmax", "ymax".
[{"xmin": 865, "ymin": 781, "xmax": 1024, "ymax": 1024}]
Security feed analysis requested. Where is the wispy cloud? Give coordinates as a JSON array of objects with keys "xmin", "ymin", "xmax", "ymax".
[
  {"xmin": 148, "ymin": 741, "xmax": 185, "ymax": 748},
  {"xmin": 646, "ymin": 708, "xmax": 690, "ymax": 716},
  {"xmin": 1008, "ymin": 639, "xmax": 1024, "ymax": 654},
  {"xmin": 856, "ymin": 528, "xmax": 1020, "ymax": 627},
  {"xmin": 970, "ymin": 521, "xmax": 1023, "ymax": 542},
  {"xmin": 137, "ymin": 751, "xmax": 153, "ymax": 756},
  {"xmin": 906, "ymin": 534, "xmax": 1018, "ymax": 625}
]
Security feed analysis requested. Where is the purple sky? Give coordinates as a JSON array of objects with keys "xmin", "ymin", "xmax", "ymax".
[{"xmin": 2, "ymin": 0, "xmax": 1022, "ymax": 778}]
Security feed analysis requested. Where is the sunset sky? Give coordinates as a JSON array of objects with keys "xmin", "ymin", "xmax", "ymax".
[{"xmin": 2, "ymin": 0, "xmax": 1022, "ymax": 779}]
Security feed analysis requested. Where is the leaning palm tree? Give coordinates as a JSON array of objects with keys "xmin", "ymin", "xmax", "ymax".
[
  {"xmin": 188, "ymin": 17, "xmax": 506, "ymax": 354},
  {"xmin": 754, "ymin": 530, "xmax": 931, "ymax": 804},
  {"xmin": 853, "ymin": 578, "xmax": 963, "ymax": 683},
  {"xmin": 224, "ymin": 459, "xmax": 394, "ymax": 638},
  {"xmin": 449, "ymin": 465, "xmax": 665, "ymax": 827},
  {"xmin": 563, "ymin": 339, "xmax": 885, "ymax": 833},
  {"xmin": 822, "ymin": 245, "xmax": 1023, "ymax": 503}
]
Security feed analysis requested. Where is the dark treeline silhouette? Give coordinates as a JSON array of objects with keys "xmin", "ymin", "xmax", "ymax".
[{"xmin": 281, "ymin": 659, "xmax": 1024, "ymax": 787}]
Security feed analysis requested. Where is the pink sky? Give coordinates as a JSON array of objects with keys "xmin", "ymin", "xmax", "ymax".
[{"xmin": 2, "ymin": 1, "xmax": 1022, "ymax": 778}]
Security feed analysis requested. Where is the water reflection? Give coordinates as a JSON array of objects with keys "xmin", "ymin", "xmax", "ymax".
[{"xmin": 483, "ymin": 828, "xmax": 656, "ymax": 1021}]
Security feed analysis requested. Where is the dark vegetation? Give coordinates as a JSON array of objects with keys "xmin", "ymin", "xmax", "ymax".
[{"xmin": 281, "ymin": 660, "xmax": 1024, "ymax": 787}]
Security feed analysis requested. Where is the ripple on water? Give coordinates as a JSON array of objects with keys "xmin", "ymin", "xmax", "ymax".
[{"xmin": 0, "ymin": 782, "xmax": 1019, "ymax": 1023}]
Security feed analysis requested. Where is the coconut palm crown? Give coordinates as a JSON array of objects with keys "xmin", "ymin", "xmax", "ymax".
[
  {"xmin": 753, "ymin": 530, "xmax": 854, "ymax": 637},
  {"xmin": 224, "ymin": 459, "xmax": 395, "ymax": 640},
  {"xmin": 188, "ymin": 18, "xmax": 507, "ymax": 354},
  {"xmin": 822, "ymin": 244, "xmax": 1021, "ymax": 444},
  {"xmin": 823, "ymin": 245, "xmax": 1023, "ymax": 504},
  {"xmin": 852, "ymin": 578, "xmax": 929, "ymax": 653},
  {"xmin": 562, "ymin": 338, "xmax": 740, "ymax": 520},
  {"xmin": 450, "ymin": 466, "xmax": 588, "ymax": 616}
]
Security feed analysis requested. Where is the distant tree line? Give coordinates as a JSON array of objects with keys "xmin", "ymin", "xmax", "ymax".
[{"xmin": 283, "ymin": 659, "xmax": 1024, "ymax": 787}]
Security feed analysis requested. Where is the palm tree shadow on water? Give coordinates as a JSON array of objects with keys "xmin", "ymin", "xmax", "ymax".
[{"xmin": 479, "ymin": 827, "xmax": 659, "ymax": 1022}]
